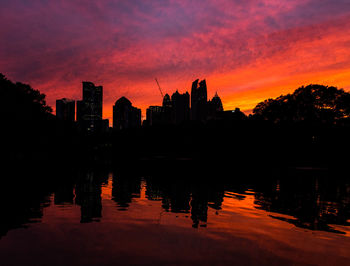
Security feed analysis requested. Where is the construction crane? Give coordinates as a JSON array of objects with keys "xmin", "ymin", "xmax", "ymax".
[{"xmin": 155, "ymin": 78, "xmax": 164, "ymax": 98}]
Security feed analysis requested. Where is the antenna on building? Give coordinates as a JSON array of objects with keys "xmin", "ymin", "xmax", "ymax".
[{"xmin": 155, "ymin": 78, "xmax": 164, "ymax": 98}]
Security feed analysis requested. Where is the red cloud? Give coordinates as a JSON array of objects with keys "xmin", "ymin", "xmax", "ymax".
[{"xmin": 1, "ymin": 0, "xmax": 349, "ymax": 123}]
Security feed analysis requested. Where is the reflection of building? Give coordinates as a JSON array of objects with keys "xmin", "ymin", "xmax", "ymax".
[
  {"xmin": 113, "ymin": 97, "xmax": 141, "ymax": 130},
  {"xmin": 54, "ymin": 184, "xmax": 74, "ymax": 205},
  {"xmin": 171, "ymin": 91, "xmax": 190, "ymax": 124},
  {"xmin": 191, "ymin": 79, "xmax": 208, "ymax": 121},
  {"xmin": 77, "ymin": 81, "xmax": 108, "ymax": 132},
  {"xmin": 191, "ymin": 191, "xmax": 208, "ymax": 228},
  {"xmin": 75, "ymin": 171, "xmax": 102, "ymax": 223},
  {"xmin": 208, "ymin": 189, "xmax": 224, "ymax": 210},
  {"xmin": 112, "ymin": 175, "xmax": 141, "ymax": 210},
  {"xmin": 56, "ymin": 98, "xmax": 75, "ymax": 122},
  {"xmin": 145, "ymin": 181, "xmax": 163, "ymax": 201}
]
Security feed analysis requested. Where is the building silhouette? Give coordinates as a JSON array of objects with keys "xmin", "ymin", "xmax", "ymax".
[
  {"xmin": 218, "ymin": 108, "xmax": 246, "ymax": 121},
  {"xmin": 162, "ymin": 93, "xmax": 173, "ymax": 124},
  {"xmin": 145, "ymin": 90, "xmax": 191, "ymax": 126},
  {"xmin": 191, "ymin": 79, "xmax": 208, "ymax": 121},
  {"xmin": 77, "ymin": 82, "xmax": 102, "ymax": 121},
  {"xmin": 76, "ymin": 81, "xmax": 108, "ymax": 132},
  {"xmin": 207, "ymin": 92, "xmax": 224, "ymax": 119},
  {"xmin": 113, "ymin": 97, "xmax": 141, "ymax": 130},
  {"xmin": 143, "ymin": 78, "xmax": 228, "ymax": 126},
  {"xmin": 162, "ymin": 94, "xmax": 172, "ymax": 108},
  {"xmin": 146, "ymin": 106, "xmax": 164, "ymax": 126},
  {"xmin": 56, "ymin": 98, "xmax": 75, "ymax": 122},
  {"xmin": 171, "ymin": 90, "xmax": 190, "ymax": 124}
]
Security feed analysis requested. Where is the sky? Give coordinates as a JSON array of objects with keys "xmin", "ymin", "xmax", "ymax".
[{"xmin": 1, "ymin": 0, "xmax": 350, "ymax": 121}]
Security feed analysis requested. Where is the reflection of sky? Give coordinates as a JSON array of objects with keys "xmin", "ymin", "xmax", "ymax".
[
  {"xmin": 1, "ymin": 174, "xmax": 350, "ymax": 265},
  {"xmin": 1, "ymin": 0, "xmax": 350, "ymax": 121}
]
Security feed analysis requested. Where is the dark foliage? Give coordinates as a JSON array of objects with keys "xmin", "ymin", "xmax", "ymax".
[
  {"xmin": 0, "ymin": 73, "xmax": 53, "ymax": 122},
  {"xmin": 0, "ymin": 73, "xmax": 80, "ymax": 165},
  {"xmin": 252, "ymin": 84, "xmax": 350, "ymax": 124}
]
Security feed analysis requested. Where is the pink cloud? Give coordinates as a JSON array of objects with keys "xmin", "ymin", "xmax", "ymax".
[{"xmin": 1, "ymin": 0, "xmax": 350, "ymax": 122}]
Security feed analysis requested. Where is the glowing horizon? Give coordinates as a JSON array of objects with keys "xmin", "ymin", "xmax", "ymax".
[{"xmin": 1, "ymin": 0, "xmax": 350, "ymax": 122}]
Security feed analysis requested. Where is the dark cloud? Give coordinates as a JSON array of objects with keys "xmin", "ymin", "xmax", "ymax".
[{"xmin": 0, "ymin": 0, "xmax": 350, "ymax": 120}]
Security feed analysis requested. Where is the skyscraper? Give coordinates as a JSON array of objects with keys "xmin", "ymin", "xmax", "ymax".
[
  {"xmin": 145, "ymin": 106, "xmax": 164, "ymax": 126},
  {"xmin": 77, "ymin": 81, "xmax": 107, "ymax": 132},
  {"xmin": 77, "ymin": 82, "xmax": 102, "ymax": 122},
  {"xmin": 162, "ymin": 93, "xmax": 173, "ymax": 124},
  {"xmin": 56, "ymin": 98, "xmax": 75, "ymax": 122},
  {"xmin": 171, "ymin": 90, "xmax": 190, "ymax": 124},
  {"xmin": 191, "ymin": 79, "xmax": 208, "ymax": 121},
  {"xmin": 113, "ymin": 97, "xmax": 141, "ymax": 130},
  {"xmin": 144, "ymin": 93, "xmax": 173, "ymax": 126},
  {"xmin": 207, "ymin": 92, "xmax": 224, "ymax": 119},
  {"xmin": 162, "ymin": 94, "xmax": 172, "ymax": 108}
]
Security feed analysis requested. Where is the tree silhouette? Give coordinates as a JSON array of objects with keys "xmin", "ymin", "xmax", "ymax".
[
  {"xmin": 0, "ymin": 74, "xmax": 82, "ymax": 165},
  {"xmin": 0, "ymin": 73, "xmax": 52, "ymax": 122},
  {"xmin": 253, "ymin": 84, "xmax": 350, "ymax": 124}
]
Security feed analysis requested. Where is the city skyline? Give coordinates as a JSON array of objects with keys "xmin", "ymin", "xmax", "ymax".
[
  {"xmin": 57, "ymin": 78, "xmax": 229, "ymax": 128},
  {"xmin": 1, "ymin": 1, "xmax": 350, "ymax": 123},
  {"xmin": 2, "ymin": 2, "xmax": 350, "ymax": 265}
]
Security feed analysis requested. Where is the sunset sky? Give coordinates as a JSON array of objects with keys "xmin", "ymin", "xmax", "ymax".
[{"xmin": 1, "ymin": 0, "xmax": 350, "ymax": 121}]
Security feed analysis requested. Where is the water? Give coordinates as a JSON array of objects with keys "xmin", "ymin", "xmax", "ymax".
[{"xmin": 0, "ymin": 166, "xmax": 350, "ymax": 265}]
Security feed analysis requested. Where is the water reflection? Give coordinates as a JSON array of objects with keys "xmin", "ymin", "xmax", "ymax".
[
  {"xmin": 112, "ymin": 173, "xmax": 141, "ymax": 211},
  {"xmin": 75, "ymin": 170, "xmax": 105, "ymax": 223},
  {"xmin": 253, "ymin": 169, "xmax": 350, "ymax": 234},
  {"xmin": 1, "ymin": 166, "xmax": 350, "ymax": 239}
]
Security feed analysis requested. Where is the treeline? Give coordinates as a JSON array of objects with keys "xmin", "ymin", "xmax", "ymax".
[
  {"xmin": 252, "ymin": 84, "xmax": 350, "ymax": 125},
  {"xmin": 0, "ymin": 74, "xmax": 80, "ymax": 166}
]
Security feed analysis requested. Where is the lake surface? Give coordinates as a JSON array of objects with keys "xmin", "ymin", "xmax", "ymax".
[{"xmin": 0, "ymin": 164, "xmax": 350, "ymax": 265}]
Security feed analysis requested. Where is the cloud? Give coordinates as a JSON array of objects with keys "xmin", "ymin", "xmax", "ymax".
[{"xmin": 1, "ymin": 0, "xmax": 350, "ymax": 122}]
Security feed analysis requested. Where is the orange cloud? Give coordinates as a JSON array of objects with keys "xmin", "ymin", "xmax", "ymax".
[{"xmin": 1, "ymin": 1, "xmax": 350, "ymax": 124}]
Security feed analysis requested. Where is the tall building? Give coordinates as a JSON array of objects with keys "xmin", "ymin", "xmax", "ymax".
[
  {"xmin": 207, "ymin": 92, "xmax": 224, "ymax": 119},
  {"xmin": 162, "ymin": 94, "xmax": 172, "ymax": 108},
  {"xmin": 145, "ymin": 93, "xmax": 174, "ymax": 126},
  {"xmin": 171, "ymin": 90, "xmax": 190, "ymax": 124},
  {"xmin": 56, "ymin": 98, "xmax": 75, "ymax": 122},
  {"xmin": 146, "ymin": 106, "xmax": 164, "ymax": 126},
  {"xmin": 162, "ymin": 93, "xmax": 173, "ymax": 124},
  {"xmin": 77, "ymin": 81, "xmax": 107, "ymax": 132},
  {"xmin": 77, "ymin": 82, "xmax": 102, "ymax": 122},
  {"xmin": 113, "ymin": 97, "xmax": 141, "ymax": 130},
  {"xmin": 191, "ymin": 79, "xmax": 208, "ymax": 121}
]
